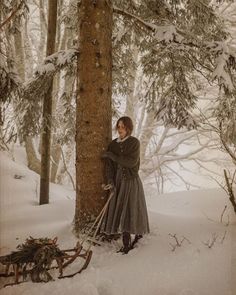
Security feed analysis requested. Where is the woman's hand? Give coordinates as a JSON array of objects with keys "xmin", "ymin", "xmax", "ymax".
[
  {"xmin": 101, "ymin": 151, "xmax": 117, "ymax": 161},
  {"xmin": 103, "ymin": 179, "xmax": 115, "ymax": 191}
]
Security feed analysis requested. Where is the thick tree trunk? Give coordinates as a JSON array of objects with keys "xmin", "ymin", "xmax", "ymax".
[
  {"xmin": 74, "ymin": 0, "xmax": 113, "ymax": 233},
  {"xmin": 39, "ymin": 0, "xmax": 58, "ymax": 205}
]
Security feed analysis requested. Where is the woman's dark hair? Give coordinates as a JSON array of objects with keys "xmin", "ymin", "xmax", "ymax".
[{"xmin": 116, "ymin": 116, "xmax": 133, "ymax": 136}]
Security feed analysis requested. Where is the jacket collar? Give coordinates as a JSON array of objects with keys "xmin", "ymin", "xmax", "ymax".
[{"xmin": 116, "ymin": 135, "xmax": 130, "ymax": 143}]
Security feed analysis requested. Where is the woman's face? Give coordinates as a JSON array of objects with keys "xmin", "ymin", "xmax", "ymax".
[{"xmin": 117, "ymin": 120, "xmax": 127, "ymax": 139}]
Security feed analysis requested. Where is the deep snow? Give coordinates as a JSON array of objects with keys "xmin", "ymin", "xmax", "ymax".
[{"xmin": 0, "ymin": 151, "xmax": 235, "ymax": 295}]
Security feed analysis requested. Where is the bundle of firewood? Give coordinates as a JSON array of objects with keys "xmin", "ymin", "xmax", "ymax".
[{"xmin": 0, "ymin": 236, "xmax": 93, "ymax": 287}]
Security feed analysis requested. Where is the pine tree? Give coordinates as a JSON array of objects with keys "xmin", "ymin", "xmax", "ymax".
[{"xmin": 74, "ymin": 0, "xmax": 113, "ymax": 233}]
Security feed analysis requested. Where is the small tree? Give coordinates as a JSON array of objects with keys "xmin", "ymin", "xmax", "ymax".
[{"xmin": 39, "ymin": 0, "xmax": 58, "ymax": 205}]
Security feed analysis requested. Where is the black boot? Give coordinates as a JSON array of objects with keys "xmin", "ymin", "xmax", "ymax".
[
  {"xmin": 122, "ymin": 232, "xmax": 131, "ymax": 254},
  {"xmin": 117, "ymin": 232, "xmax": 131, "ymax": 254},
  {"xmin": 130, "ymin": 234, "xmax": 143, "ymax": 249}
]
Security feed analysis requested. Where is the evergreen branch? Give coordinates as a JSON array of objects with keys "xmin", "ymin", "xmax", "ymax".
[
  {"xmin": 184, "ymin": 53, "xmax": 213, "ymax": 83},
  {"xmin": 113, "ymin": 6, "xmax": 199, "ymax": 48},
  {"xmin": 0, "ymin": 0, "xmax": 25, "ymax": 30},
  {"xmin": 113, "ymin": 6, "xmax": 155, "ymax": 33}
]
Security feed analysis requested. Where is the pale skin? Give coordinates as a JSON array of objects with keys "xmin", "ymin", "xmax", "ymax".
[{"xmin": 117, "ymin": 120, "xmax": 128, "ymax": 139}]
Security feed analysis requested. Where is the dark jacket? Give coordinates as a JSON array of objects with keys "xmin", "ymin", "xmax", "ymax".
[{"xmin": 105, "ymin": 136, "xmax": 140, "ymax": 183}]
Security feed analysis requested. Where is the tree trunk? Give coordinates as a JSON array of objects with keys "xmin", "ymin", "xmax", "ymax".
[
  {"xmin": 24, "ymin": 18, "xmax": 34, "ymax": 79},
  {"xmin": 13, "ymin": 21, "xmax": 25, "ymax": 81},
  {"xmin": 139, "ymin": 110, "xmax": 156, "ymax": 161},
  {"xmin": 56, "ymin": 144, "xmax": 74, "ymax": 185},
  {"xmin": 38, "ymin": 0, "xmax": 47, "ymax": 63},
  {"xmin": 124, "ymin": 39, "xmax": 138, "ymax": 123},
  {"xmin": 49, "ymin": 71, "xmax": 60, "ymax": 183},
  {"xmin": 25, "ymin": 137, "xmax": 41, "ymax": 174},
  {"xmin": 39, "ymin": 0, "xmax": 58, "ymax": 205},
  {"xmin": 74, "ymin": 0, "xmax": 113, "ymax": 233},
  {"xmin": 50, "ymin": 135, "xmax": 61, "ymax": 182},
  {"xmin": 50, "ymin": 5, "xmax": 74, "ymax": 183},
  {"xmin": 8, "ymin": 17, "xmax": 41, "ymax": 173}
]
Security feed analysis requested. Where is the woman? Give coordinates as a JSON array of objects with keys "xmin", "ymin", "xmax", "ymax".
[{"xmin": 101, "ymin": 116, "xmax": 150, "ymax": 254}]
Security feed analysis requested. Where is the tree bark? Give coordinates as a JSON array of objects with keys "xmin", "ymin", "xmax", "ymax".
[
  {"xmin": 39, "ymin": 0, "xmax": 58, "ymax": 205},
  {"xmin": 74, "ymin": 0, "xmax": 113, "ymax": 233}
]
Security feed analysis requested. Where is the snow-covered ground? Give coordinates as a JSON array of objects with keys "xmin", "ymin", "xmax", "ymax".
[{"xmin": 0, "ymin": 151, "xmax": 235, "ymax": 295}]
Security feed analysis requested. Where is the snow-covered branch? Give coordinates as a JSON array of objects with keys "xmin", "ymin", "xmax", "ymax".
[{"xmin": 0, "ymin": 0, "xmax": 25, "ymax": 30}]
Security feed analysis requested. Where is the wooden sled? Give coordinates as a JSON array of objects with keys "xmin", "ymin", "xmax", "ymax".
[
  {"xmin": 0, "ymin": 238, "xmax": 92, "ymax": 286},
  {"xmin": 0, "ymin": 188, "xmax": 114, "ymax": 287}
]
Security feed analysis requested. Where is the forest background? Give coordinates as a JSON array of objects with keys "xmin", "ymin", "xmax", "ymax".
[{"xmin": 1, "ymin": 0, "xmax": 236, "ymax": 232}]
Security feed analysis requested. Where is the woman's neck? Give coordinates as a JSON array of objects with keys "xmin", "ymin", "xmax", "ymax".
[{"xmin": 117, "ymin": 135, "xmax": 130, "ymax": 142}]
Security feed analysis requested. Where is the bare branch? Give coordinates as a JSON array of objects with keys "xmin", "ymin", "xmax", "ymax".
[
  {"xmin": 223, "ymin": 169, "xmax": 236, "ymax": 214},
  {"xmin": 202, "ymin": 233, "xmax": 218, "ymax": 248},
  {"xmin": 220, "ymin": 205, "xmax": 227, "ymax": 223},
  {"xmin": 60, "ymin": 146, "xmax": 76, "ymax": 191},
  {"xmin": 168, "ymin": 233, "xmax": 191, "ymax": 251},
  {"xmin": 220, "ymin": 231, "xmax": 227, "ymax": 244}
]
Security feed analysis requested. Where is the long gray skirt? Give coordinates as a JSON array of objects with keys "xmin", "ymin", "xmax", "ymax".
[{"xmin": 101, "ymin": 168, "xmax": 150, "ymax": 235}]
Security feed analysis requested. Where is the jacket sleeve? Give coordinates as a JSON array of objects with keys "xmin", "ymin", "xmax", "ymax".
[
  {"xmin": 105, "ymin": 144, "xmax": 116, "ymax": 183},
  {"xmin": 113, "ymin": 139, "xmax": 140, "ymax": 168}
]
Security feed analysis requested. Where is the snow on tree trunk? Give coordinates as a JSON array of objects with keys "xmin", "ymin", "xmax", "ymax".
[
  {"xmin": 25, "ymin": 137, "xmax": 41, "ymax": 174},
  {"xmin": 39, "ymin": 0, "xmax": 58, "ymax": 205},
  {"xmin": 13, "ymin": 16, "xmax": 41, "ymax": 175},
  {"xmin": 38, "ymin": 0, "xmax": 47, "ymax": 63},
  {"xmin": 50, "ymin": 140, "xmax": 61, "ymax": 183},
  {"xmin": 50, "ymin": 73, "xmax": 60, "ymax": 183},
  {"xmin": 124, "ymin": 36, "xmax": 138, "ymax": 122},
  {"xmin": 13, "ymin": 19, "xmax": 25, "ymax": 81},
  {"xmin": 74, "ymin": 0, "xmax": 112, "ymax": 233}
]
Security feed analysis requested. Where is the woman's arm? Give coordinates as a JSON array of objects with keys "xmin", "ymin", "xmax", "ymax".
[
  {"xmin": 104, "ymin": 144, "xmax": 117, "ymax": 184},
  {"xmin": 104, "ymin": 139, "xmax": 140, "ymax": 168}
]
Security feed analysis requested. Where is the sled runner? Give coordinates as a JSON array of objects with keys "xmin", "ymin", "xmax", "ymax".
[
  {"xmin": 0, "ymin": 237, "xmax": 92, "ymax": 286},
  {"xmin": 0, "ymin": 185, "xmax": 114, "ymax": 286}
]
